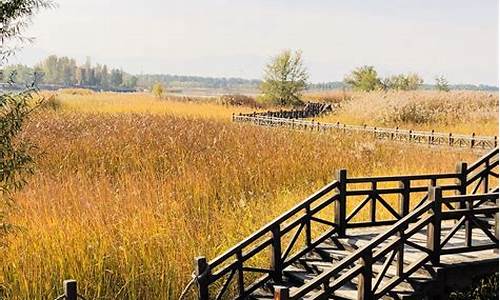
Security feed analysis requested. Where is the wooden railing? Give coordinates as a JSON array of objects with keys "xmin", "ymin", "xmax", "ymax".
[
  {"xmin": 240, "ymin": 102, "xmax": 335, "ymax": 119},
  {"xmin": 192, "ymin": 148, "xmax": 499, "ymax": 300},
  {"xmin": 232, "ymin": 115, "xmax": 498, "ymax": 150},
  {"xmin": 195, "ymin": 180, "xmax": 341, "ymax": 299},
  {"xmin": 284, "ymin": 187, "xmax": 499, "ymax": 300}
]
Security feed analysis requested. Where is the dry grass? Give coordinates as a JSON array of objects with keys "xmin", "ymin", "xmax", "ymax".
[
  {"xmin": 47, "ymin": 92, "xmax": 260, "ymax": 119},
  {"xmin": 0, "ymin": 91, "xmax": 491, "ymax": 298},
  {"xmin": 314, "ymin": 91, "xmax": 498, "ymax": 136}
]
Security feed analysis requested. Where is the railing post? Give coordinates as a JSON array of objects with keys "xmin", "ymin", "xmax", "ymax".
[
  {"xmin": 271, "ymin": 225, "xmax": 283, "ymax": 284},
  {"xmin": 483, "ymin": 159, "xmax": 490, "ymax": 193},
  {"xmin": 494, "ymin": 136, "xmax": 498, "ymax": 148},
  {"xmin": 455, "ymin": 162, "xmax": 467, "ymax": 209},
  {"xmin": 427, "ymin": 186, "xmax": 442, "ymax": 266},
  {"xmin": 357, "ymin": 250, "xmax": 373, "ymax": 300},
  {"xmin": 305, "ymin": 204, "xmax": 312, "ymax": 246},
  {"xmin": 335, "ymin": 169, "xmax": 347, "ymax": 237},
  {"xmin": 396, "ymin": 227, "xmax": 405, "ymax": 276},
  {"xmin": 274, "ymin": 286, "xmax": 289, "ymax": 300},
  {"xmin": 399, "ymin": 179, "xmax": 410, "ymax": 218},
  {"xmin": 495, "ymin": 196, "xmax": 499, "ymax": 254},
  {"xmin": 370, "ymin": 181, "xmax": 377, "ymax": 223},
  {"xmin": 64, "ymin": 279, "xmax": 77, "ymax": 300},
  {"xmin": 195, "ymin": 257, "xmax": 210, "ymax": 300}
]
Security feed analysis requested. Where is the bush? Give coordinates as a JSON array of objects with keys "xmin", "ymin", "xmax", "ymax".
[
  {"xmin": 218, "ymin": 94, "xmax": 260, "ymax": 107},
  {"xmin": 344, "ymin": 66, "xmax": 382, "ymax": 92},
  {"xmin": 151, "ymin": 82, "xmax": 165, "ymax": 99}
]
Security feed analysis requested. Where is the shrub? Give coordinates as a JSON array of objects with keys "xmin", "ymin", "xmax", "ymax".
[
  {"xmin": 218, "ymin": 94, "xmax": 260, "ymax": 107},
  {"xmin": 151, "ymin": 82, "xmax": 165, "ymax": 99},
  {"xmin": 344, "ymin": 66, "xmax": 382, "ymax": 92}
]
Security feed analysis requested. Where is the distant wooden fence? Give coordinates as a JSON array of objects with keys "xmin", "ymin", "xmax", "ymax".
[
  {"xmin": 249, "ymin": 102, "xmax": 336, "ymax": 119},
  {"xmin": 233, "ymin": 114, "xmax": 498, "ymax": 150}
]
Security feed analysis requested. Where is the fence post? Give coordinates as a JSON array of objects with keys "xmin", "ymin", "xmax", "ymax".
[
  {"xmin": 427, "ymin": 186, "xmax": 442, "ymax": 266},
  {"xmin": 274, "ymin": 286, "xmax": 289, "ymax": 300},
  {"xmin": 495, "ymin": 136, "xmax": 498, "ymax": 148},
  {"xmin": 449, "ymin": 133, "xmax": 453, "ymax": 146},
  {"xmin": 63, "ymin": 280, "xmax": 77, "ymax": 300},
  {"xmin": 399, "ymin": 179, "xmax": 410, "ymax": 218},
  {"xmin": 271, "ymin": 225, "xmax": 283, "ymax": 284},
  {"xmin": 409, "ymin": 130, "xmax": 412, "ymax": 141},
  {"xmin": 455, "ymin": 162, "xmax": 467, "ymax": 208},
  {"xmin": 495, "ymin": 196, "xmax": 499, "ymax": 254},
  {"xmin": 430, "ymin": 130, "xmax": 434, "ymax": 144},
  {"xmin": 471, "ymin": 132, "xmax": 476, "ymax": 148},
  {"xmin": 195, "ymin": 257, "xmax": 210, "ymax": 300},
  {"xmin": 357, "ymin": 250, "xmax": 373, "ymax": 300},
  {"xmin": 335, "ymin": 169, "xmax": 347, "ymax": 237}
]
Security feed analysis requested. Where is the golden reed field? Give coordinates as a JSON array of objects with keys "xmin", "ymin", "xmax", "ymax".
[{"xmin": 0, "ymin": 90, "xmax": 497, "ymax": 298}]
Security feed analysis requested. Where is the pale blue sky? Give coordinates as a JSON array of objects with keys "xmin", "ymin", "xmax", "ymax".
[{"xmin": 13, "ymin": 0, "xmax": 499, "ymax": 85}]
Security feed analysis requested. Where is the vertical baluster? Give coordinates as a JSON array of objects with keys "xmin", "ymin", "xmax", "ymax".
[
  {"xmin": 483, "ymin": 160, "xmax": 490, "ymax": 193},
  {"xmin": 335, "ymin": 169, "xmax": 347, "ymax": 237},
  {"xmin": 236, "ymin": 250, "xmax": 245, "ymax": 297},
  {"xmin": 399, "ymin": 179, "xmax": 410, "ymax": 218},
  {"xmin": 195, "ymin": 257, "xmax": 210, "ymax": 300},
  {"xmin": 465, "ymin": 196, "xmax": 473, "ymax": 247},
  {"xmin": 271, "ymin": 225, "xmax": 283, "ymax": 284},
  {"xmin": 455, "ymin": 162, "xmax": 467, "ymax": 210},
  {"xmin": 495, "ymin": 196, "xmax": 499, "ymax": 254},
  {"xmin": 427, "ymin": 186, "xmax": 442, "ymax": 265},
  {"xmin": 396, "ymin": 227, "xmax": 405, "ymax": 277},
  {"xmin": 357, "ymin": 250, "xmax": 373, "ymax": 300},
  {"xmin": 274, "ymin": 286, "xmax": 289, "ymax": 300},
  {"xmin": 370, "ymin": 181, "xmax": 377, "ymax": 223},
  {"xmin": 305, "ymin": 204, "xmax": 312, "ymax": 247}
]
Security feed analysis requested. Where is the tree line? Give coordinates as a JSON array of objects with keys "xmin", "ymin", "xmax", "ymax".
[
  {"xmin": 1, "ymin": 55, "xmax": 138, "ymax": 89},
  {"xmin": 2, "ymin": 54, "xmax": 497, "ymax": 93}
]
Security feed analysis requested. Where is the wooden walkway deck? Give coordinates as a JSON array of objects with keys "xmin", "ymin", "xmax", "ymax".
[
  {"xmin": 251, "ymin": 222, "xmax": 498, "ymax": 299},
  {"xmin": 184, "ymin": 148, "xmax": 499, "ymax": 300}
]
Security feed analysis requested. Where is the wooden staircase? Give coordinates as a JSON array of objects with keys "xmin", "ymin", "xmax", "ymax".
[{"xmin": 186, "ymin": 148, "xmax": 499, "ymax": 300}]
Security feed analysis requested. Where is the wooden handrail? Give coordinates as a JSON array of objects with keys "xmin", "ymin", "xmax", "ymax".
[
  {"xmin": 290, "ymin": 188, "xmax": 499, "ymax": 300},
  {"xmin": 192, "ymin": 147, "xmax": 499, "ymax": 300},
  {"xmin": 234, "ymin": 115, "xmax": 498, "ymax": 150}
]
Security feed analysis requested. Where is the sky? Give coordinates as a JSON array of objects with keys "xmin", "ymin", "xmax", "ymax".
[{"xmin": 11, "ymin": 0, "xmax": 499, "ymax": 85}]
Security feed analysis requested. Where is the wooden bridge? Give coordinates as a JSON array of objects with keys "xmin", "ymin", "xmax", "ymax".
[{"xmin": 186, "ymin": 148, "xmax": 499, "ymax": 299}]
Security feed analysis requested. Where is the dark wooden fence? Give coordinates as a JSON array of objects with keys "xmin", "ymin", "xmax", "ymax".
[
  {"xmin": 242, "ymin": 102, "xmax": 335, "ymax": 119},
  {"xmin": 233, "ymin": 114, "xmax": 498, "ymax": 150},
  {"xmin": 189, "ymin": 148, "xmax": 499, "ymax": 300}
]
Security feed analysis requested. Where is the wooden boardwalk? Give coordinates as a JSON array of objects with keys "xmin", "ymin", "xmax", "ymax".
[
  {"xmin": 185, "ymin": 148, "xmax": 499, "ymax": 300},
  {"xmin": 232, "ymin": 114, "xmax": 498, "ymax": 150}
]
